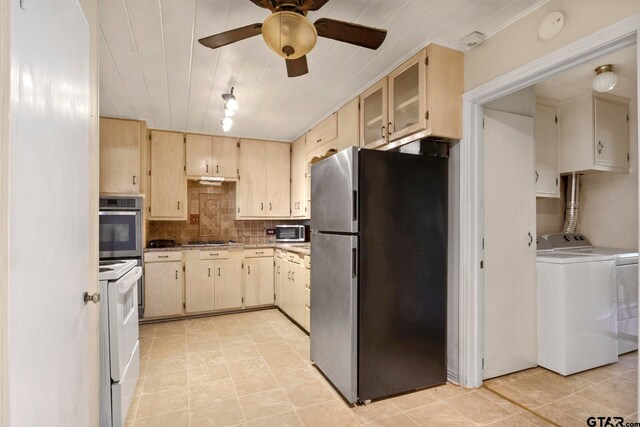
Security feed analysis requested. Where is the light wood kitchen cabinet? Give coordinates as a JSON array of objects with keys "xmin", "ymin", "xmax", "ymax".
[
  {"xmin": 337, "ymin": 97, "xmax": 360, "ymax": 151},
  {"xmin": 277, "ymin": 251, "xmax": 310, "ymax": 332},
  {"xmin": 360, "ymin": 77, "xmax": 388, "ymax": 149},
  {"xmin": 291, "ymin": 135, "xmax": 308, "ymax": 218},
  {"xmin": 290, "ymin": 262, "xmax": 306, "ymax": 327},
  {"xmin": 185, "ymin": 259, "xmax": 216, "ymax": 313},
  {"xmin": 307, "ymin": 113, "xmax": 337, "ymax": 153},
  {"xmin": 388, "ymin": 50, "xmax": 425, "ymax": 141},
  {"xmin": 144, "ymin": 259, "xmax": 184, "ymax": 318},
  {"xmin": 214, "ymin": 258, "xmax": 243, "ymax": 310},
  {"xmin": 149, "ymin": 130, "xmax": 187, "ymax": 220},
  {"xmin": 559, "ymin": 94, "xmax": 630, "ymax": 174},
  {"xmin": 186, "ymin": 134, "xmax": 237, "ymax": 179},
  {"xmin": 237, "ymin": 139, "xmax": 290, "ymax": 218},
  {"xmin": 535, "ymin": 102, "xmax": 560, "ymax": 198},
  {"xmin": 274, "ymin": 252, "xmax": 284, "ymax": 306},
  {"xmin": 243, "ymin": 255, "xmax": 274, "ymax": 307},
  {"xmin": 100, "ymin": 117, "xmax": 146, "ymax": 194},
  {"xmin": 360, "ymin": 44, "xmax": 463, "ymax": 149}
]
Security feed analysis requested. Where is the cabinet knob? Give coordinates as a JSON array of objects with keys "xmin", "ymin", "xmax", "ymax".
[
  {"xmin": 381, "ymin": 125, "xmax": 386, "ymax": 140},
  {"xmin": 133, "ymin": 175, "xmax": 136, "ymax": 185},
  {"xmin": 261, "ymin": 203, "xmax": 264, "ymax": 211},
  {"xmin": 175, "ymin": 270, "xmax": 178, "ymax": 279},
  {"xmin": 177, "ymin": 201, "xmax": 180, "ymax": 210},
  {"xmin": 208, "ymin": 268, "xmax": 211, "ymax": 277},
  {"xmin": 218, "ymin": 268, "xmax": 221, "ymax": 277},
  {"xmin": 535, "ymin": 171, "xmax": 539, "ymax": 183},
  {"xmin": 269, "ymin": 202, "xmax": 272, "ymax": 211},
  {"xmin": 388, "ymin": 122, "xmax": 393, "ymax": 135},
  {"xmin": 248, "ymin": 266, "xmax": 251, "ymax": 275},
  {"xmin": 528, "ymin": 232, "xmax": 533, "ymax": 247},
  {"xmin": 598, "ymin": 141, "xmax": 604, "ymax": 154},
  {"xmin": 206, "ymin": 164, "xmax": 209, "ymax": 173},
  {"xmin": 216, "ymin": 165, "xmax": 219, "ymax": 174}
]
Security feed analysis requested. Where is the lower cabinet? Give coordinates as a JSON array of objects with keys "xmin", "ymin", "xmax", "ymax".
[
  {"xmin": 277, "ymin": 251, "xmax": 311, "ymax": 332},
  {"xmin": 184, "ymin": 250, "xmax": 243, "ymax": 313},
  {"xmin": 243, "ymin": 251, "xmax": 275, "ymax": 307},
  {"xmin": 144, "ymin": 253, "xmax": 184, "ymax": 318}
]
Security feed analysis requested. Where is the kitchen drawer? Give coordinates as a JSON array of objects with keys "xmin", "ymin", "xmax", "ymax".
[
  {"xmin": 145, "ymin": 251, "xmax": 183, "ymax": 263},
  {"xmin": 244, "ymin": 248, "xmax": 274, "ymax": 258},
  {"xmin": 304, "ymin": 255, "xmax": 310, "ymax": 269},
  {"xmin": 199, "ymin": 250, "xmax": 228, "ymax": 260},
  {"xmin": 307, "ymin": 113, "xmax": 337, "ymax": 152},
  {"xmin": 287, "ymin": 252, "xmax": 301, "ymax": 264},
  {"xmin": 305, "ymin": 287, "xmax": 310, "ymax": 306}
]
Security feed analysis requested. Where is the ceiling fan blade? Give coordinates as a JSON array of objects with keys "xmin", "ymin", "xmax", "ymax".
[
  {"xmin": 198, "ymin": 24, "xmax": 263, "ymax": 50},
  {"xmin": 314, "ymin": 18, "xmax": 387, "ymax": 50},
  {"xmin": 286, "ymin": 56, "xmax": 309, "ymax": 78},
  {"xmin": 247, "ymin": 0, "xmax": 276, "ymax": 12},
  {"xmin": 299, "ymin": 0, "xmax": 332, "ymax": 12}
]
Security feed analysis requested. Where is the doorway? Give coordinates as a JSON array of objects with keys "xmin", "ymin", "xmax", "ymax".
[{"xmin": 458, "ymin": 13, "xmax": 640, "ymax": 417}]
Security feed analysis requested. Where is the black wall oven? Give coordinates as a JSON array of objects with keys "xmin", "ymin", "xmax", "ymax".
[{"xmin": 99, "ymin": 196, "xmax": 145, "ymax": 317}]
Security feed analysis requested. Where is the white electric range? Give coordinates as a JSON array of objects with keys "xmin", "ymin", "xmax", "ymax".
[{"xmin": 99, "ymin": 259, "xmax": 142, "ymax": 427}]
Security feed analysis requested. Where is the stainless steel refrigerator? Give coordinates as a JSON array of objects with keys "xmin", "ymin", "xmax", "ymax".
[{"xmin": 310, "ymin": 145, "xmax": 448, "ymax": 404}]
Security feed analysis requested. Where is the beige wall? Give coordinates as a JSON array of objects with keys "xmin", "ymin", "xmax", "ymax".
[{"xmin": 465, "ymin": 0, "xmax": 640, "ymax": 90}]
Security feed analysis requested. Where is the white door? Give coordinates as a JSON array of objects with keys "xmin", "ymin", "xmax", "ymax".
[
  {"xmin": 8, "ymin": 0, "xmax": 92, "ymax": 425},
  {"xmin": 483, "ymin": 109, "xmax": 537, "ymax": 379}
]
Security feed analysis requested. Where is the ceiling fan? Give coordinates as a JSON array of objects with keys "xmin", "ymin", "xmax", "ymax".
[{"xmin": 198, "ymin": 0, "xmax": 388, "ymax": 78}]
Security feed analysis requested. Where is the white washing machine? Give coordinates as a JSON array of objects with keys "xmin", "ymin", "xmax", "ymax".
[
  {"xmin": 536, "ymin": 248, "xmax": 618, "ymax": 376},
  {"xmin": 543, "ymin": 233, "xmax": 639, "ymax": 355}
]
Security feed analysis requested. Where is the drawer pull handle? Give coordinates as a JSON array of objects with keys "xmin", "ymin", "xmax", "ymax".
[
  {"xmin": 210, "ymin": 253, "xmax": 218, "ymax": 256},
  {"xmin": 208, "ymin": 268, "xmax": 211, "ymax": 277},
  {"xmin": 218, "ymin": 268, "xmax": 221, "ymax": 277},
  {"xmin": 175, "ymin": 270, "xmax": 178, "ymax": 280},
  {"xmin": 158, "ymin": 255, "xmax": 169, "ymax": 258},
  {"xmin": 256, "ymin": 251, "xmax": 264, "ymax": 255}
]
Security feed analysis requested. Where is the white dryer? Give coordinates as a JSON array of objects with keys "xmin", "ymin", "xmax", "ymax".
[
  {"xmin": 536, "ymin": 248, "xmax": 618, "ymax": 375},
  {"xmin": 543, "ymin": 233, "xmax": 638, "ymax": 355}
]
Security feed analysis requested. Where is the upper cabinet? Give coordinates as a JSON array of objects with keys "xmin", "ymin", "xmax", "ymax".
[
  {"xmin": 360, "ymin": 78, "xmax": 388, "ymax": 149},
  {"xmin": 186, "ymin": 133, "xmax": 237, "ymax": 179},
  {"xmin": 100, "ymin": 117, "xmax": 147, "ymax": 194},
  {"xmin": 559, "ymin": 94, "xmax": 630, "ymax": 174},
  {"xmin": 388, "ymin": 50, "xmax": 425, "ymax": 141},
  {"xmin": 237, "ymin": 139, "xmax": 291, "ymax": 218},
  {"xmin": 149, "ymin": 130, "xmax": 187, "ymax": 220},
  {"xmin": 291, "ymin": 135, "xmax": 308, "ymax": 218},
  {"xmin": 360, "ymin": 44, "xmax": 463, "ymax": 149},
  {"xmin": 535, "ymin": 102, "xmax": 560, "ymax": 198},
  {"xmin": 337, "ymin": 97, "xmax": 360, "ymax": 151},
  {"xmin": 307, "ymin": 113, "xmax": 337, "ymax": 153}
]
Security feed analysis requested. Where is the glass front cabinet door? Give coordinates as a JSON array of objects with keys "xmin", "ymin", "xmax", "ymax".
[
  {"xmin": 360, "ymin": 78, "xmax": 388, "ymax": 149},
  {"xmin": 388, "ymin": 50, "xmax": 427, "ymax": 142}
]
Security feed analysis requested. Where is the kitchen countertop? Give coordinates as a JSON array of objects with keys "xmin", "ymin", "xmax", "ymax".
[{"xmin": 144, "ymin": 242, "xmax": 310, "ymax": 256}]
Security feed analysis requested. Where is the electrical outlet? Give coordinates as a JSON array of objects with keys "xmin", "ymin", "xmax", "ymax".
[
  {"xmin": 189, "ymin": 214, "xmax": 200, "ymax": 225},
  {"xmin": 265, "ymin": 228, "xmax": 275, "ymax": 236}
]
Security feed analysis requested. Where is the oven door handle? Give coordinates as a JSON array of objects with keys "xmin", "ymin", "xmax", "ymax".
[
  {"xmin": 115, "ymin": 267, "xmax": 142, "ymax": 295},
  {"xmin": 99, "ymin": 211, "xmax": 139, "ymax": 216}
]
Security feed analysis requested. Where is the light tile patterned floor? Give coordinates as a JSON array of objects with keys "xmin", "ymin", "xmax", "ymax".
[{"xmin": 128, "ymin": 309, "xmax": 638, "ymax": 426}]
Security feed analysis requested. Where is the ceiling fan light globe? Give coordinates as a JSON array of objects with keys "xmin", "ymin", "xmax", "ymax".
[
  {"xmin": 262, "ymin": 11, "xmax": 317, "ymax": 60},
  {"xmin": 224, "ymin": 107, "xmax": 235, "ymax": 118}
]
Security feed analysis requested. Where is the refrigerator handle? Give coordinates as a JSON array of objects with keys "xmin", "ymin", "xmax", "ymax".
[
  {"xmin": 352, "ymin": 190, "xmax": 358, "ymax": 221},
  {"xmin": 352, "ymin": 247, "xmax": 357, "ymax": 278}
]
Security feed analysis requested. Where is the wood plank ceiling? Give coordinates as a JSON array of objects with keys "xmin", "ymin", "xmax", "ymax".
[{"xmin": 100, "ymin": 0, "xmax": 549, "ymax": 141}]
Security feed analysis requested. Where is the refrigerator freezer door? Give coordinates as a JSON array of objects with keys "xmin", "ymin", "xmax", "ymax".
[
  {"xmin": 310, "ymin": 233, "xmax": 358, "ymax": 403},
  {"xmin": 358, "ymin": 149, "xmax": 448, "ymax": 401},
  {"xmin": 310, "ymin": 147, "xmax": 359, "ymax": 234}
]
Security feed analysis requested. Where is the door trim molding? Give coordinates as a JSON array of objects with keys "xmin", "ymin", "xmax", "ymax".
[{"xmin": 458, "ymin": 12, "xmax": 640, "ymax": 389}]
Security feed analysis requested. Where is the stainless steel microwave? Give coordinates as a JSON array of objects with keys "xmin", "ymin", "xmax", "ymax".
[{"xmin": 275, "ymin": 225, "xmax": 309, "ymax": 242}]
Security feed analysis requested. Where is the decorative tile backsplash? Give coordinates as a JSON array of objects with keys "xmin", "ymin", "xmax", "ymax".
[{"xmin": 147, "ymin": 181, "xmax": 306, "ymax": 245}]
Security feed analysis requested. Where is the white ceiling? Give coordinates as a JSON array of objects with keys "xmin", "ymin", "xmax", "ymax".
[
  {"xmin": 100, "ymin": 0, "xmax": 549, "ymax": 141},
  {"xmin": 535, "ymin": 45, "xmax": 637, "ymax": 102}
]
